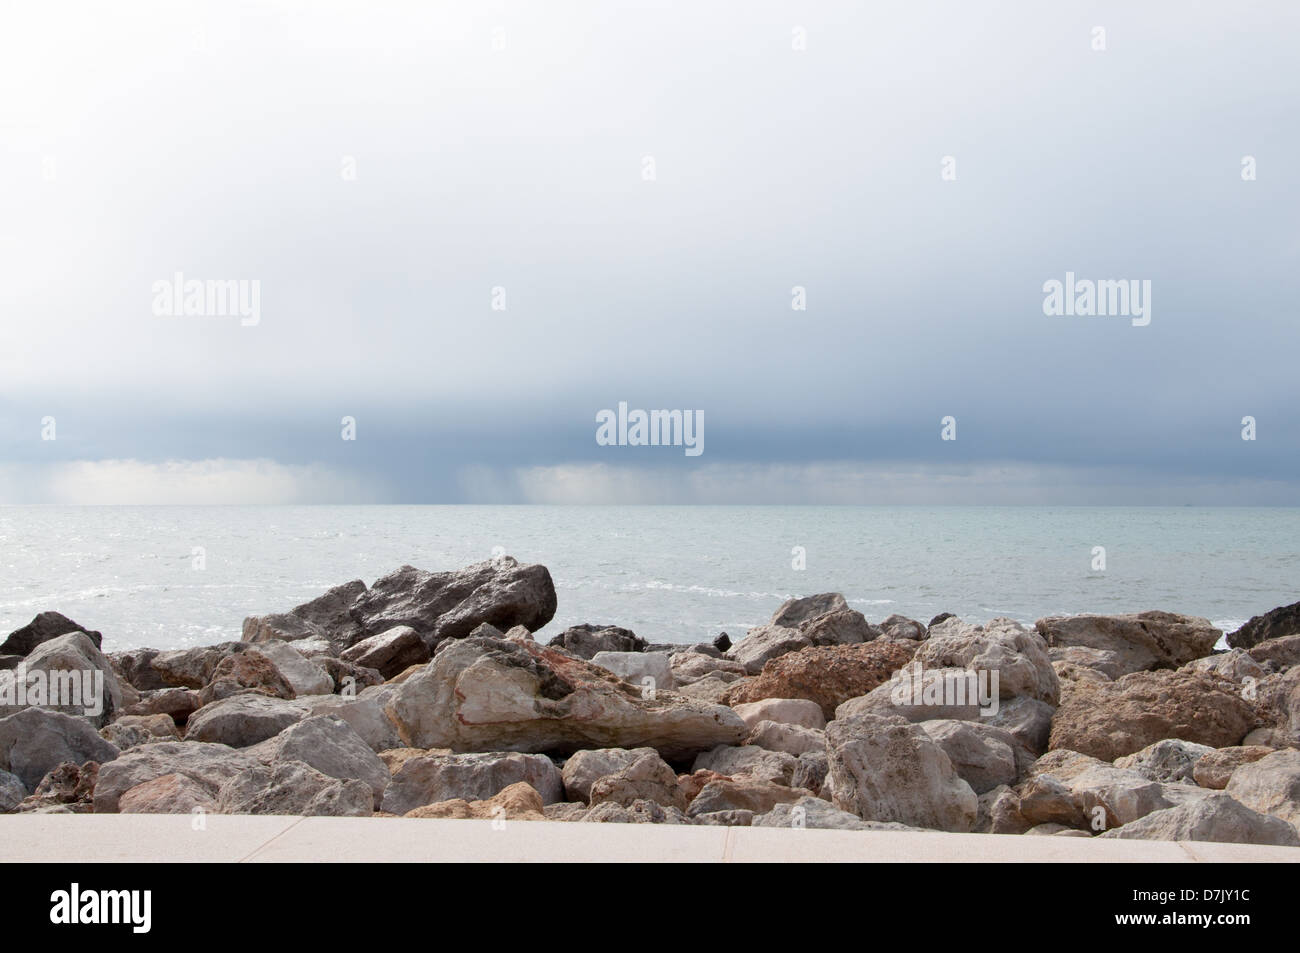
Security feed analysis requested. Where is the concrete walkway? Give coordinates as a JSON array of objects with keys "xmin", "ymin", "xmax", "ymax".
[{"xmin": 2, "ymin": 815, "xmax": 1298, "ymax": 862}]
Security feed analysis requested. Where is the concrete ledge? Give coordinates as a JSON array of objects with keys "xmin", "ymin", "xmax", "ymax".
[{"xmin": 2, "ymin": 816, "xmax": 1298, "ymax": 862}]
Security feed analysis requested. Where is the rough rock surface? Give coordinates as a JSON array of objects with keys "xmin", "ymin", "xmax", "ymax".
[
  {"xmin": 184, "ymin": 694, "xmax": 309, "ymax": 747},
  {"xmin": 1225, "ymin": 749, "xmax": 1300, "ymax": 827},
  {"xmin": 1036, "ymin": 612, "xmax": 1221, "ymax": 677},
  {"xmin": 197, "ymin": 651, "xmax": 296, "ymax": 706},
  {"xmin": 731, "ymin": 698, "xmax": 825, "ymax": 731},
  {"xmin": 1193, "ymin": 746, "xmax": 1274, "ymax": 790},
  {"xmin": 918, "ymin": 719, "xmax": 1019, "ymax": 794},
  {"xmin": 118, "ymin": 773, "xmax": 218, "ymax": 814},
  {"xmin": 561, "ymin": 747, "xmax": 654, "ymax": 802},
  {"xmin": 724, "ymin": 640, "xmax": 919, "ymax": 720},
  {"xmin": 692, "ymin": 744, "xmax": 797, "ymax": 785},
  {"xmin": 754, "ymin": 795, "xmax": 920, "ymax": 831},
  {"xmin": 547, "ymin": 624, "xmax": 646, "ymax": 659},
  {"xmin": 726, "ymin": 626, "xmax": 811, "ymax": 676},
  {"xmin": 825, "ymin": 713, "xmax": 978, "ymax": 832},
  {"xmin": 93, "ymin": 741, "xmax": 256, "ymax": 813},
  {"xmin": 0, "ymin": 708, "xmax": 119, "ymax": 790},
  {"xmin": 1102, "ymin": 794, "xmax": 1300, "ymax": 846},
  {"xmin": 384, "ymin": 636, "xmax": 747, "ymax": 760},
  {"xmin": 1048, "ymin": 670, "xmax": 1256, "ymax": 761},
  {"xmin": 246, "ymin": 641, "xmax": 333, "ymax": 697},
  {"xmin": 381, "ymin": 750, "xmax": 563, "ymax": 815},
  {"xmin": 798, "ymin": 609, "xmax": 880, "ymax": 646},
  {"xmin": 7, "ymin": 631, "xmax": 124, "ymax": 726},
  {"xmin": 339, "ymin": 625, "xmax": 425, "ymax": 679},
  {"xmin": 215, "ymin": 760, "xmax": 374, "ymax": 816},
  {"xmin": 1229, "ymin": 601, "xmax": 1300, "ymax": 650},
  {"xmin": 770, "ymin": 593, "xmax": 848, "ymax": 628},
  {"xmin": 151, "ymin": 643, "xmax": 247, "ymax": 690},
  {"xmin": 686, "ymin": 778, "xmax": 813, "ymax": 817},
  {"xmin": 588, "ymin": 750, "xmax": 686, "ymax": 811},
  {"xmin": 0, "ymin": 612, "xmax": 103, "ymax": 656},
  {"xmin": 590, "ymin": 651, "xmax": 675, "ymax": 691},
  {"xmin": 1114, "ymin": 739, "xmax": 1217, "ymax": 784},
  {"xmin": 405, "ymin": 781, "xmax": 545, "ymax": 820},
  {"xmin": 744, "ymin": 720, "xmax": 825, "ymax": 757},
  {"xmin": 247, "ymin": 714, "xmax": 390, "ymax": 798},
  {"xmin": 915, "ymin": 617, "xmax": 1059, "ymax": 706}
]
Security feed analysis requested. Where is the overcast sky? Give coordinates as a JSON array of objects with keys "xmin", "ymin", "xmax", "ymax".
[{"xmin": 1, "ymin": 1, "xmax": 1297, "ymax": 504}]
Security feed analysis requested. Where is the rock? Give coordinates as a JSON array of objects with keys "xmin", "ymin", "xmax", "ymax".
[
  {"xmin": 916, "ymin": 617, "xmax": 1059, "ymax": 706},
  {"xmin": 976, "ymin": 785, "xmax": 1030, "ymax": 834},
  {"xmin": 543, "ymin": 802, "xmax": 590, "ymax": 822},
  {"xmin": 731, "ymin": 698, "xmax": 826, "ymax": 731},
  {"xmin": 317, "ymin": 657, "xmax": 384, "ymax": 694},
  {"xmin": 184, "ymin": 694, "xmax": 309, "ymax": 747},
  {"xmin": 692, "ymin": 745, "xmax": 797, "ymax": 785},
  {"xmin": 1114, "ymin": 739, "xmax": 1216, "ymax": 784},
  {"xmin": 215, "ymin": 760, "xmax": 373, "ymax": 816},
  {"xmin": 247, "ymin": 714, "xmax": 390, "ymax": 799},
  {"xmin": 1248, "ymin": 634, "xmax": 1300, "ymax": 671},
  {"xmin": 383, "ymin": 635, "xmax": 747, "ymax": 760},
  {"xmin": 295, "ymin": 690, "xmax": 404, "ymax": 753},
  {"xmin": 121, "ymin": 688, "xmax": 200, "ymax": 725},
  {"xmin": 0, "ymin": 611, "xmax": 102, "ymax": 655},
  {"xmin": 984, "ymin": 696, "xmax": 1057, "ymax": 769},
  {"xmin": 1067, "ymin": 763, "xmax": 1206, "ymax": 830},
  {"xmin": 246, "ymin": 641, "xmax": 333, "ymax": 697},
  {"xmin": 686, "ymin": 779, "xmax": 813, "ymax": 817},
  {"xmin": 18, "ymin": 761, "xmax": 99, "ymax": 813},
  {"xmin": 836, "ymin": 667, "xmax": 986, "ymax": 723},
  {"xmin": 1102, "ymin": 793, "xmax": 1300, "ymax": 846},
  {"xmin": 589, "ymin": 750, "xmax": 686, "ymax": 811},
  {"xmin": 0, "ymin": 708, "xmax": 119, "ymax": 790},
  {"xmin": 755, "ymin": 796, "xmax": 919, "ymax": 831},
  {"xmin": 1048, "ymin": 646, "xmax": 1127, "ymax": 681},
  {"xmin": 93, "ymin": 741, "xmax": 257, "ymax": 813},
  {"xmin": 108, "ymin": 648, "xmax": 167, "ymax": 691},
  {"xmin": 547, "ymin": 624, "xmax": 646, "ymax": 659},
  {"xmin": 799, "ymin": 609, "xmax": 880, "ymax": 646},
  {"xmin": 99, "ymin": 713, "xmax": 181, "ymax": 749},
  {"xmin": 1017, "ymin": 774, "xmax": 1087, "ymax": 828},
  {"xmin": 677, "ymin": 769, "xmax": 728, "ymax": 803},
  {"xmin": 378, "ymin": 747, "xmax": 444, "ymax": 774},
  {"xmin": 340, "ymin": 626, "xmax": 426, "ymax": 679},
  {"xmin": 670, "ymin": 652, "xmax": 747, "ymax": 686},
  {"xmin": 1254, "ymin": 668, "xmax": 1300, "ymax": 747},
  {"xmin": 712, "ymin": 633, "xmax": 732, "ymax": 652},
  {"xmin": 1229, "ymin": 601, "xmax": 1300, "ymax": 650},
  {"xmin": 1036, "ymin": 612, "xmax": 1221, "ymax": 677},
  {"xmin": 918, "ymin": 720, "xmax": 1019, "ymax": 794},
  {"xmin": 1048, "ymin": 670, "xmax": 1256, "ymax": 761},
  {"xmin": 675, "ymin": 675, "xmax": 740, "ymax": 705},
  {"xmin": 928, "ymin": 612, "xmax": 956, "ymax": 629},
  {"xmin": 590, "ymin": 651, "xmax": 676, "ymax": 692},
  {"xmin": 726, "ymin": 626, "xmax": 811, "ymax": 675},
  {"xmin": 580, "ymin": 799, "xmax": 691, "ymax": 824},
  {"xmin": 1225, "ymin": 749, "xmax": 1300, "ymax": 827},
  {"xmin": 1193, "ymin": 746, "xmax": 1274, "ymax": 790},
  {"xmin": 724, "ymin": 640, "xmax": 918, "ymax": 720},
  {"xmin": 745, "ymin": 721, "xmax": 825, "ymax": 757},
  {"xmin": 118, "ymin": 773, "xmax": 217, "ymax": 814},
  {"xmin": 879, "ymin": 615, "xmax": 927, "ymax": 641},
  {"xmin": 693, "ymin": 809, "xmax": 755, "ymax": 826},
  {"xmin": 350, "ymin": 557, "xmax": 557, "ymax": 652},
  {"xmin": 561, "ymin": 747, "xmax": 656, "ymax": 802},
  {"xmin": 791, "ymin": 751, "xmax": 828, "ymax": 795},
  {"xmin": 151, "ymin": 643, "xmax": 246, "ymax": 689},
  {"xmin": 197, "ymin": 651, "xmax": 296, "ymax": 706},
  {"xmin": 0, "ymin": 769, "xmax": 27, "ymax": 812},
  {"xmin": 405, "ymin": 781, "xmax": 545, "ymax": 820},
  {"xmin": 825, "ymin": 714, "xmax": 978, "ymax": 831},
  {"xmin": 242, "ymin": 579, "xmax": 368, "ymax": 648},
  {"xmin": 1025, "ymin": 824, "xmax": 1092, "ymax": 837},
  {"xmin": 770, "ymin": 593, "xmax": 848, "ymax": 628},
  {"xmin": 5, "ymin": 631, "xmax": 124, "ymax": 726},
  {"xmin": 381, "ymin": 751, "xmax": 563, "ymax": 815},
  {"xmin": 1184, "ymin": 650, "xmax": 1267, "ymax": 683}
]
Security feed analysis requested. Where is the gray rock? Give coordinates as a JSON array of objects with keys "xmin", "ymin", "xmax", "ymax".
[
  {"xmin": 590, "ymin": 651, "xmax": 675, "ymax": 692},
  {"xmin": 383, "ymin": 635, "xmax": 747, "ymax": 760},
  {"xmin": 588, "ymin": 750, "xmax": 685, "ymax": 811},
  {"xmin": 1114, "ymin": 738, "xmax": 1216, "ymax": 784},
  {"xmin": 825, "ymin": 713, "xmax": 977, "ymax": 832},
  {"xmin": 216, "ymin": 760, "xmax": 373, "ymax": 816},
  {"xmin": 731, "ymin": 698, "xmax": 825, "ymax": 730},
  {"xmin": 0, "ymin": 769, "xmax": 28, "ymax": 811},
  {"xmin": 0, "ymin": 611, "xmax": 102, "ymax": 656},
  {"xmin": 1229, "ymin": 601, "xmax": 1300, "ymax": 650},
  {"xmin": 184, "ymin": 694, "xmax": 309, "ymax": 747},
  {"xmin": 918, "ymin": 719, "xmax": 1019, "ymax": 794},
  {"xmin": 770, "ymin": 593, "xmax": 848, "ymax": 628},
  {"xmin": 726, "ymin": 625, "xmax": 811, "ymax": 675},
  {"xmin": 242, "ymin": 579, "xmax": 368, "ymax": 648},
  {"xmin": 246, "ymin": 641, "xmax": 333, "ymax": 697},
  {"xmin": 547, "ymin": 624, "xmax": 646, "ymax": 659},
  {"xmin": 580, "ymin": 799, "xmax": 691, "ymax": 824},
  {"xmin": 296, "ymin": 689, "xmax": 403, "ymax": 752},
  {"xmin": 755, "ymin": 795, "xmax": 920, "ymax": 831},
  {"xmin": 744, "ymin": 720, "xmax": 824, "ymax": 757},
  {"xmin": 791, "ymin": 750, "xmax": 828, "ymax": 795},
  {"xmin": 1101, "ymin": 793, "xmax": 1300, "ymax": 846},
  {"xmin": 692, "ymin": 809, "xmax": 754, "ymax": 826},
  {"xmin": 93, "ymin": 741, "xmax": 257, "ymax": 812},
  {"xmin": 686, "ymin": 779, "xmax": 813, "ymax": 817},
  {"xmin": 1183, "ymin": 649, "xmax": 1267, "ymax": 683},
  {"xmin": 247, "ymin": 714, "xmax": 390, "ymax": 798},
  {"xmin": 381, "ymin": 750, "xmax": 563, "ymax": 815},
  {"xmin": 0, "ymin": 707, "xmax": 119, "ymax": 790},
  {"xmin": 6, "ymin": 631, "xmax": 124, "ymax": 726},
  {"xmin": 561, "ymin": 747, "xmax": 656, "ymax": 802},
  {"xmin": 151, "ymin": 642, "xmax": 246, "ymax": 689},
  {"xmin": 1225, "ymin": 748, "xmax": 1300, "ymax": 827},
  {"xmin": 799, "ymin": 609, "xmax": 880, "ymax": 646},
  {"xmin": 916, "ymin": 617, "xmax": 1059, "ymax": 706},
  {"xmin": 670, "ymin": 652, "xmax": 747, "ymax": 686},
  {"xmin": 339, "ymin": 625, "xmax": 425, "ymax": 678},
  {"xmin": 1037, "ymin": 612, "xmax": 1221, "ymax": 676},
  {"xmin": 692, "ymin": 744, "xmax": 797, "ymax": 785},
  {"xmin": 107, "ymin": 648, "xmax": 167, "ymax": 691}
]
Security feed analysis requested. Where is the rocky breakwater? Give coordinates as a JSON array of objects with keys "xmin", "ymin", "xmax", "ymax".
[{"xmin": 1, "ymin": 563, "xmax": 1299, "ymax": 849}]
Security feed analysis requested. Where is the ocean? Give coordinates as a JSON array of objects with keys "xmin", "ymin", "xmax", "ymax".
[{"xmin": 0, "ymin": 505, "xmax": 1294, "ymax": 653}]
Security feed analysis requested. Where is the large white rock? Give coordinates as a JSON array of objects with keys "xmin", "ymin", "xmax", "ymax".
[
  {"xmin": 589, "ymin": 651, "xmax": 676, "ymax": 692},
  {"xmin": 731, "ymin": 698, "xmax": 825, "ymax": 730},
  {"xmin": 246, "ymin": 640, "xmax": 334, "ymax": 697},
  {"xmin": 1102, "ymin": 794, "xmax": 1300, "ymax": 846}
]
